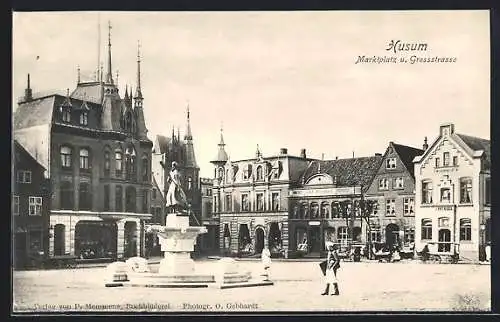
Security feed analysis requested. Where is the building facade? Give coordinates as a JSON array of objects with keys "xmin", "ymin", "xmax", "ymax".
[
  {"xmin": 413, "ymin": 123, "xmax": 490, "ymax": 261},
  {"xmin": 288, "ymin": 155, "xmax": 382, "ymax": 257},
  {"xmin": 364, "ymin": 142, "xmax": 424, "ymax": 250},
  {"xmin": 13, "ymin": 24, "xmax": 153, "ymax": 260},
  {"xmin": 13, "ymin": 140, "xmax": 51, "ymax": 269},
  {"xmin": 198, "ymin": 177, "xmax": 218, "ymax": 255},
  {"xmin": 211, "ymin": 131, "xmax": 314, "ymax": 257}
]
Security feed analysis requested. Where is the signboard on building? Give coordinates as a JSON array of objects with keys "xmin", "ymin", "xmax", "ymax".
[{"xmin": 289, "ymin": 186, "xmax": 361, "ymax": 197}]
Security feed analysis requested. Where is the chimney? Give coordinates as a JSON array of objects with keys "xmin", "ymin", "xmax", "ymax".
[
  {"xmin": 300, "ymin": 149, "xmax": 306, "ymax": 158},
  {"xmin": 423, "ymin": 136, "xmax": 429, "ymax": 150},
  {"xmin": 280, "ymin": 148, "xmax": 288, "ymax": 155},
  {"xmin": 25, "ymin": 74, "xmax": 33, "ymax": 102},
  {"xmin": 375, "ymin": 153, "xmax": 382, "ymax": 157},
  {"xmin": 335, "ymin": 156, "xmax": 339, "ymax": 160}
]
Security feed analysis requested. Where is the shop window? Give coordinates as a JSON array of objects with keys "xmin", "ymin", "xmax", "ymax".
[
  {"xmin": 338, "ymin": 227, "xmax": 349, "ymax": 242},
  {"xmin": 404, "ymin": 228, "xmax": 415, "ymax": 245},
  {"xmin": 459, "ymin": 218, "xmax": 472, "ymax": 241},
  {"xmin": 296, "ymin": 228, "xmax": 307, "ymax": 251}
]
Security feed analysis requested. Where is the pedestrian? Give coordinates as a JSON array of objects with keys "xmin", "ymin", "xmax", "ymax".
[{"xmin": 321, "ymin": 242, "xmax": 341, "ymax": 296}]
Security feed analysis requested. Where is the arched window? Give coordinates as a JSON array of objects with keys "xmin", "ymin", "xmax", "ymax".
[
  {"xmin": 142, "ymin": 157, "xmax": 149, "ymax": 182},
  {"xmin": 460, "ymin": 218, "xmax": 472, "ymax": 241},
  {"xmin": 115, "ymin": 150, "xmax": 123, "ymax": 177},
  {"xmin": 125, "ymin": 186, "xmax": 136, "ymax": 213},
  {"xmin": 62, "ymin": 108, "xmax": 71, "ymax": 123},
  {"xmin": 321, "ymin": 202, "xmax": 330, "ymax": 219},
  {"xmin": 79, "ymin": 111, "xmax": 88, "ymax": 126},
  {"xmin": 60, "ymin": 146, "xmax": 72, "ymax": 168},
  {"xmin": 300, "ymin": 203, "xmax": 308, "ymax": 219},
  {"xmin": 125, "ymin": 146, "xmax": 137, "ymax": 181},
  {"xmin": 256, "ymin": 165, "xmax": 263, "ymax": 181},
  {"xmin": 421, "ymin": 218, "xmax": 432, "ymax": 240},
  {"xmin": 104, "ymin": 150, "xmax": 111, "ymax": 176},
  {"xmin": 79, "ymin": 148, "xmax": 90, "ymax": 170},
  {"xmin": 217, "ymin": 167, "xmax": 224, "ymax": 179}
]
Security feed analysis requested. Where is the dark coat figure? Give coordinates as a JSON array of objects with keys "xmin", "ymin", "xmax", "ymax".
[{"xmin": 321, "ymin": 243, "xmax": 341, "ymax": 296}]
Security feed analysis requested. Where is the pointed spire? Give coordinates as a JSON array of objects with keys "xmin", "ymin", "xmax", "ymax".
[
  {"xmin": 116, "ymin": 70, "xmax": 119, "ymax": 86},
  {"xmin": 135, "ymin": 40, "xmax": 143, "ymax": 100},
  {"xmin": 96, "ymin": 13, "xmax": 101, "ymax": 82},
  {"xmin": 124, "ymin": 85, "xmax": 129, "ymax": 100},
  {"xmin": 218, "ymin": 124, "xmax": 225, "ymax": 146},
  {"xmin": 184, "ymin": 102, "xmax": 193, "ymax": 141},
  {"xmin": 177, "ymin": 127, "xmax": 180, "ymax": 142},
  {"xmin": 24, "ymin": 73, "xmax": 33, "ymax": 101},
  {"xmin": 105, "ymin": 20, "xmax": 113, "ymax": 84},
  {"xmin": 256, "ymin": 144, "xmax": 261, "ymax": 158},
  {"xmin": 172, "ymin": 126, "xmax": 175, "ymax": 143}
]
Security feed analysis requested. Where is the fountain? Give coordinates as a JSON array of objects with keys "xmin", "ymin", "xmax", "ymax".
[{"xmin": 105, "ymin": 162, "xmax": 273, "ymax": 289}]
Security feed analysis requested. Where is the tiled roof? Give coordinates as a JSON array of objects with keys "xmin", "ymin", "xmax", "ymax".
[
  {"xmin": 392, "ymin": 143, "xmax": 424, "ymax": 177},
  {"xmin": 456, "ymin": 133, "xmax": 491, "ymax": 166},
  {"xmin": 301, "ymin": 155, "xmax": 383, "ymax": 189}
]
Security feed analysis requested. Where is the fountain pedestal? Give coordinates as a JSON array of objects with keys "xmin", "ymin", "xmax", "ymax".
[{"xmin": 157, "ymin": 213, "xmax": 207, "ymax": 275}]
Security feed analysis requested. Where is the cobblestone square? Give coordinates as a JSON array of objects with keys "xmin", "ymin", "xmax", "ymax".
[{"xmin": 12, "ymin": 260, "xmax": 490, "ymax": 312}]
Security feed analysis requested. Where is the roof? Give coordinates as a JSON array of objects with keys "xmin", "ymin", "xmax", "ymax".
[
  {"xmin": 456, "ymin": 133, "xmax": 491, "ymax": 167},
  {"xmin": 391, "ymin": 143, "xmax": 424, "ymax": 177},
  {"xmin": 13, "ymin": 140, "xmax": 46, "ymax": 171},
  {"xmin": 71, "ymin": 82, "xmax": 104, "ymax": 104},
  {"xmin": 301, "ymin": 155, "xmax": 383, "ymax": 189},
  {"xmin": 155, "ymin": 135, "xmax": 173, "ymax": 154},
  {"xmin": 213, "ymin": 147, "xmax": 228, "ymax": 163},
  {"xmin": 13, "ymin": 96, "xmax": 56, "ymax": 130}
]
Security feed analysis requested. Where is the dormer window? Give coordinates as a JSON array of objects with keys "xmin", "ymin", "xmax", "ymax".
[
  {"xmin": 79, "ymin": 111, "xmax": 88, "ymax": 126},
  {"xmin": 62, "ymin": 108, "xmax": 71, "ymax": 123}
]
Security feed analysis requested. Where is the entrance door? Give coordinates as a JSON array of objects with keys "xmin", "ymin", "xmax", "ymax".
[
  {"xmin": 385, "ymin": 224, "xmax": 400, "ymax": 249},
  {"xmin": 255, "ymin": 228, "xmax": 265, "ymax": 254},
  {"xmin": 438, "ymin": 229, "xmax": 451, "ymax": 252},
  {"xmin": 308, "ymin": 226, "xmax": 321, "ymax": 253}
]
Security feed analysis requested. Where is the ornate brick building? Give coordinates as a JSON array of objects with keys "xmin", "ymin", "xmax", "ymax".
[{"xmin": 13, "ymin": 23, "xmax": 152, "ymax": 260}]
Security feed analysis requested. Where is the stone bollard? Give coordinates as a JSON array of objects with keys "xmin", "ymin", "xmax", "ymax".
[
  {"xmin": 125, "ymin": 257, "xmax": 150, "ymax": 273},
  {"xmin": 104, "ymin": 262, "xmax": 129, "ymax": 287}
]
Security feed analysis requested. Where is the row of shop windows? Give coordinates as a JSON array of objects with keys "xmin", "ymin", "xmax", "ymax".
[
  {"xmin": 289, "ymin": 198, "xmax": 414, "ymax": 220},
  {"xmin": 421, "ymin": 177, "xmax": 490, "ymax": 205},
  {"xmin": 59, "ymin": 182, "xmax": 149, "ymax": 213},
  {"xmin": 59, "ymin": 145, "xmax": 150, "ymax": 182},
  {"xmin": 420, "ymin": 218, "xmax": 472, "ymax": 241},
  {"xmin": 52, "ymin": 221, "xmax": 138, "ymax": 258}
]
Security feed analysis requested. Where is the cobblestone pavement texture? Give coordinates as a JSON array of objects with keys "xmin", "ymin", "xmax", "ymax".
[{"xmin": 13, "ymin": 260, "xmax": 490, "ymax": 312}]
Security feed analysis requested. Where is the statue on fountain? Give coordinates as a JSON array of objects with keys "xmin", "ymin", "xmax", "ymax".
[{"xmin": 166, "ymin": 161, "xmax": 188, "ymax": 215}]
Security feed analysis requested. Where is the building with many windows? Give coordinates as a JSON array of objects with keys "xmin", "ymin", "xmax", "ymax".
[
  {"xmin": 12, "ymin": 140, "xmax": 51, "ymax": 269},
  {"xmin": 13, "ymin": 23, "xmax": 152, "ymax": 260},
  {"xmin": 364, "ymin": 142, "xmax": 424, "ymax": 251},
  {"xmin": 413, "ymin": 123, "xmax": 490, "ymax": 261},
  {"xmin": 288, "ymin": 155, "xmax": 382, "ymax": 257}
]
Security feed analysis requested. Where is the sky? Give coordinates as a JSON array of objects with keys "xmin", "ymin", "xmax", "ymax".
[{"xmin": 12, "ymin": 11, "xmax": 490, "ymax": 178}]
